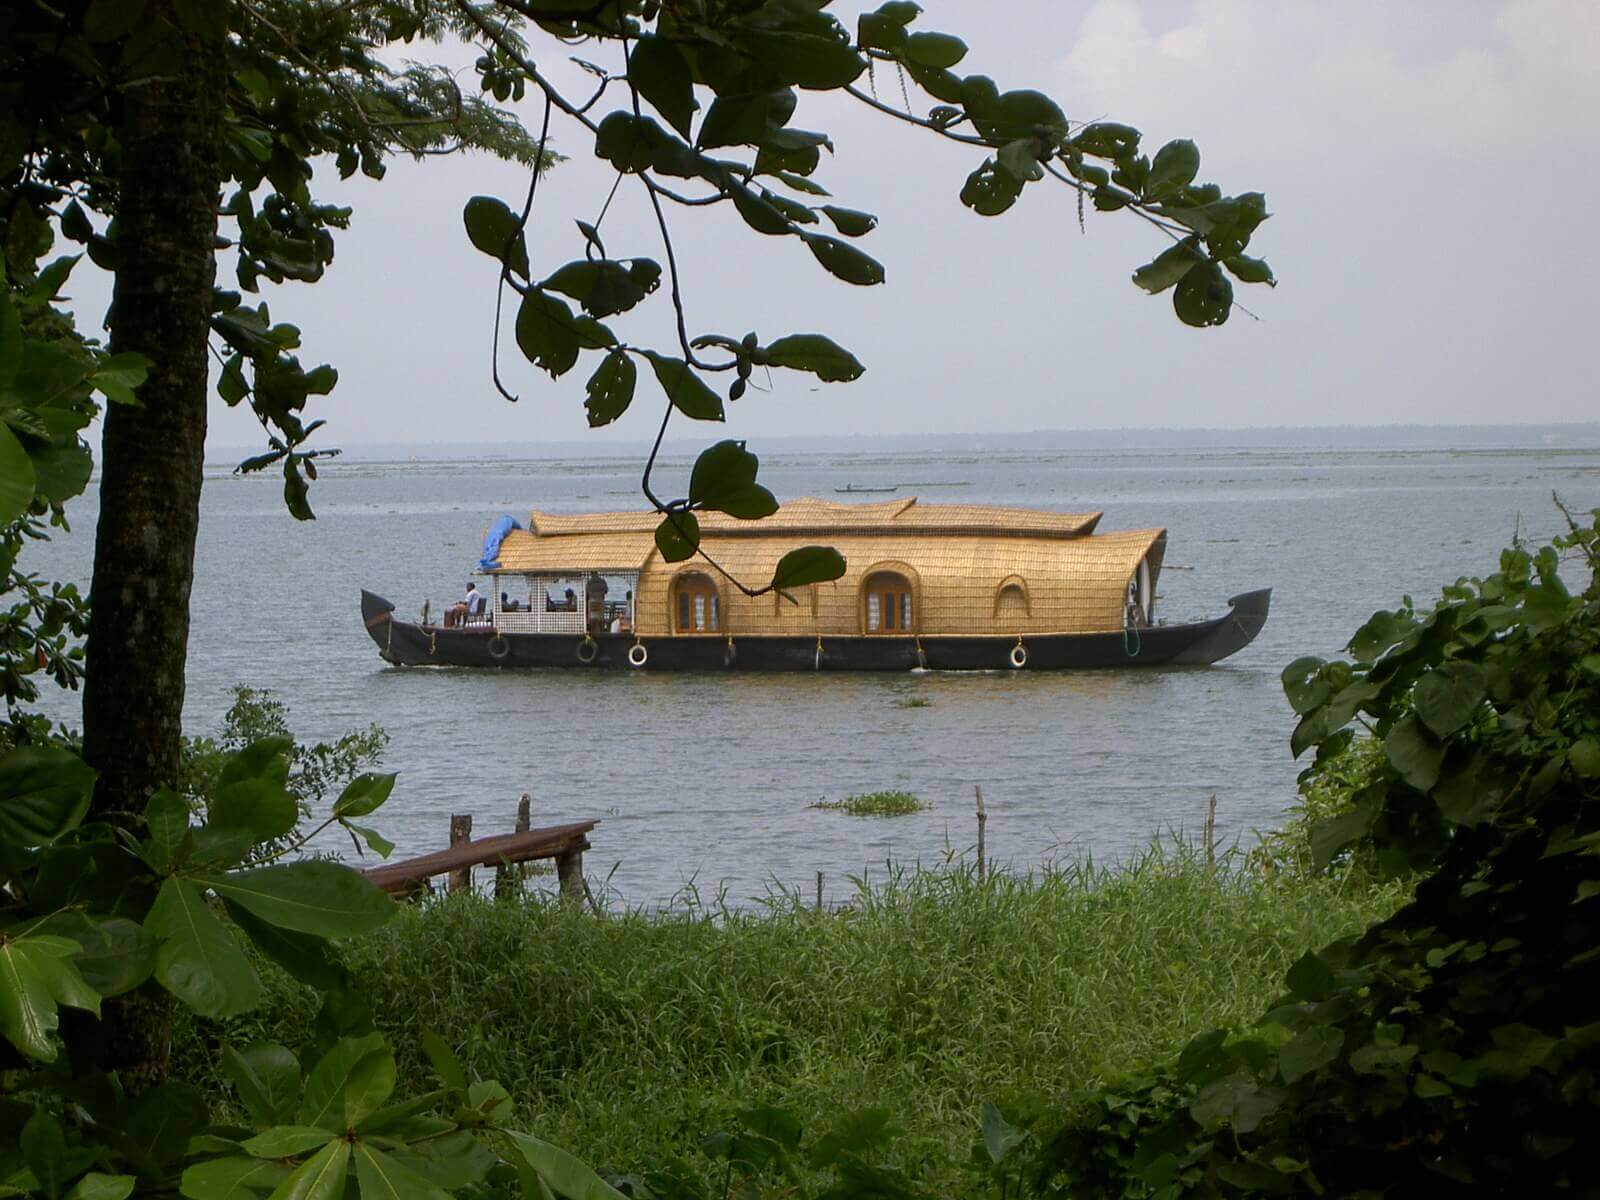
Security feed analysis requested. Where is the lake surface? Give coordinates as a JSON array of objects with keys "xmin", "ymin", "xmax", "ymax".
[{"xmin": 27, "ymin": 435, "xmax": 1600, "ymax": 907}]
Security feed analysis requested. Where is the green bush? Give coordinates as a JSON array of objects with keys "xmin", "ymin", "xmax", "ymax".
[{"xmin": 1042, "ymin": 510, "xmax": 1600, "ymax": 1197}]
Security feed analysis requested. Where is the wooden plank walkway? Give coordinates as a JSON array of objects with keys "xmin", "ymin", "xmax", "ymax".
[{"xmin": 364, "ymin": 818, "xmax": 598, "ymax": 899}]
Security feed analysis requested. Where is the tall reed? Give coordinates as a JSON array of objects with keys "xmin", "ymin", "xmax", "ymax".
[{"xmin": 177, "ymin": 843, "xmax": 1403, "ymax": 1191}]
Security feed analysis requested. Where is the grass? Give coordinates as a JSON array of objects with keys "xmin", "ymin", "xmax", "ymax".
[
  {"xmin": 808, "ymin": 790, "xmax": 929, "ymax": 816},
  {"xmin": 893, "ymin": 697, "xmax": 932, "ymax": 709},
  {"xmin": 175, "ymin": 844, "xmax": 1405, "ymax": 1194}
]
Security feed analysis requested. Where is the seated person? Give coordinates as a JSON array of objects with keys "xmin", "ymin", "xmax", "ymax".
[
  {"xmin": 447, "ymin": 582, "xmax": 482, "ymax": 627},
  {"xmin": 465, "ymin": 583, "xmax": 487, "ymax": 623}
]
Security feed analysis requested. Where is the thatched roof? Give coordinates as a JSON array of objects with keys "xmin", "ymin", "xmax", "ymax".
[{"xmin": 524, "ymin": 496, "xmax": 1103, "ymax": 540}]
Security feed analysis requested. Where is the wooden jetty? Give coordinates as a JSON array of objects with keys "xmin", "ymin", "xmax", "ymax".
[{"xmin": 363, "ymin": 797, "xmax": 597, "ymax": 901}]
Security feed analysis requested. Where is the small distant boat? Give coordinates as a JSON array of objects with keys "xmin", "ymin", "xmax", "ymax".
[
  {"xmin": 360, "ymin": 497, "xmax": 1270, "ymax": 672},
  {"xmin": 835, "ymin": 483, "xmax": 898, "ymax": 494}
]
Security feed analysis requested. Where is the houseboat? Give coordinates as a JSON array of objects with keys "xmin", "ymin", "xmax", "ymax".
[{"xmin": 359, "ymin": 497, "xmax": 1270, "ymax": 671}]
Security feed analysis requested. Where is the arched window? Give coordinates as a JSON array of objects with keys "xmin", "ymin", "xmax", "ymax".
[
  {"xmin": 673, "ymin": 572, "xmax": 722, "ymax": 633},
  {"xmin": 862, "ymin": 570, "xmax": 914, "ymax": 634},
  {"xmin": 994, "ymin": 575, "xmax": 1030, "ymax": 619}
]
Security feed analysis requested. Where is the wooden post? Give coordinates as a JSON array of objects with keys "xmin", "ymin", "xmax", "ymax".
[
  {"xmin": 975, "ymin": 785, "xmax": 987, "ymax": 884},
  {"xmin": 815, "ymin": 870, "xmax": 824, "ymax": 913},
  {"xmin": 556, "ymin": 847, "xmax": 584, "ymax": 904},
  {"xmin": 1205, "ymin": 794, "xmax": 1217, "ymax": 872},
  {"xmin": 496, "ymin": 794, "xmax": 534, "ymax": 900},
  {"xmin": 448, "ymin": 814, "xmax": 472, "ymax": 893}
]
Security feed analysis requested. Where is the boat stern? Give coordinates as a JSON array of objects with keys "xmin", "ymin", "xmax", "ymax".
[{"xmin": 1168, "ymin": 587, "xmax": 1272, "ymax": 665}]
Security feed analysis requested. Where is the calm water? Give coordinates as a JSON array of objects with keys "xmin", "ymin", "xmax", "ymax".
[{"xmin": 28, "ymin": 439, "xmax": 1600, "ymax": 907}]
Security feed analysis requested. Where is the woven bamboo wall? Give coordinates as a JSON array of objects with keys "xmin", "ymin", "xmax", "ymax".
[
  {"xmin": 628, "ymin": 529, "xmax": 1166, "ymax": 637},
  {"xmin": 491, "ymin": 501, "xmax": 1164, "ymax": 637}
]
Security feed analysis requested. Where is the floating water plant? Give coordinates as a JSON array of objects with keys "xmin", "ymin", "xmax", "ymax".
[{"xmin": 809, "ymin": 791, "xmax": 929, "ymax": 817}]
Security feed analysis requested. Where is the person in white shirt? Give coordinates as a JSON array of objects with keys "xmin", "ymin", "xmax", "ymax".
[{"xmin": 447, "ymin": 582, "xmax": 485, "ymax": 627}]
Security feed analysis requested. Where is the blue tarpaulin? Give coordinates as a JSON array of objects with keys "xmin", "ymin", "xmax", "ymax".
[{"xmin": 479, "ymin": 515, "xmax": 523, "ymax": 570}]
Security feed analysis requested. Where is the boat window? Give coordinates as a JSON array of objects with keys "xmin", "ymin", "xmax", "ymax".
[
  {"xmin": 673, "ymin": 572, "xmax": 721, "ymax": 633},
  {"xmin": 996, "ymin": 581, "xmax": 1029, "ymax": 618},
  {"xmin": 863, "ymin": 571, "xmax": 913, "ymax": 634}
]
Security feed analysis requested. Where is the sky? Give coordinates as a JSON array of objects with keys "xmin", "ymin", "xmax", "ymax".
[{"xmin": 151, "ymin": 0, "xmax": 1600, "ymax": 451}]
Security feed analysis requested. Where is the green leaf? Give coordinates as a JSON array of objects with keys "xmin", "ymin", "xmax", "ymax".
[
  {"xmin": 462, "ymin": 197, "xmax": 529, "ymax": 279},
  {"xmin": 1147, "ymin": 138, "xmax": 1200, "ymax": 195},
  {"xmin": 996, "ymin": 137, "xmax": 1045, "ymax": 183},
  {"xmin": 645, "ymin": 354, "xmax": 723, "ymax": 421},
  {"xmin": 1570, "ymin": 738, "xmax": 1600, "ymax": 779},
  {"xmin": 541, "ymin": 259, "xmax": 661, "ymax": 318},
  {"xmin": 263, "ymin": 1138, "xmax": 349, "ymax": 1200},
  {"xmin": 503, "ymin": 1131, "xmax": 630, "ymax": 1200},
  {"xmin": 1385, "ymin": 715, "xmax": 1445, "ymax": 792},
  {"xmin": 0, "ymin": 743, "xmax": 96, "ymax": 846},
  {"xmin": 741, "ymin": 31, "xmax": 864, "ymax": 90},
  {"xmin": 584, "ymin": 350, "xmax": 637, "ymax": 428},
  {"xmin": 144, "ymin": 877, "xmax": 262, "ymax": 1019},
  {"xmin": 65, "ymin": 1175, "xmax": 136, "ymax": 1200},
  {"xmin": 964, "ymin": 82, "xmax": 1068, "ymax": 143},
  {"xmin": 772, "ymin": 546, "xmax": 846, "ymax": 591},
  {"xmin": 699, "ymin": 93, "xmax": 774, "ymax": 150},
  {"xmin": 1278, "ymin": 1026, "xmax": 1343, "ymax": 1084},
  {"xmin": 199, "ymin": 861, "xmax": 394, "ymax": 938},
  {"xmin": 420, "ymin": 1029, "xmax": 469, "ymax": 1092},
  {"xmin": 899, "ymin": 31, "xmax": 966, "ymax": 69},
  {"xmin": 345, "ymin": 823, "xmax": 394, "ymax": 860},
  {"xmin": 728, "ymin": 184, "xmax": 793, "ymax": 236},
  {"xmin": 1310, "ymin": 799, "xmax": 1378, "ymax": 871},
  {"xmin": 61, "ymin": 916, "xmax": 155, "ymax": 998},
  {"xmin": 800, "ymin": 233, "xmax": 884, "ymax": 286},
  {"xmin": 980, "ymin": 1101, "xmax": 1026, "ymax": 1165},
  {"xmin": 241, "ymin": 1127, "xmax": 335, "ymax": 1159},
  {"xmin": 143, "ymin": 787, "xmax": 192, "ymax": 872},
  {"xmin": 515, "ymin": 291, "xmax": 613, "ymax": 380},
  {"xmin": 654, "ymin": 511, "xmax": 700, "ymax": 563},
  {"xmin": 21, "ymin": 1109, "xmax": 91, "ymax": 1200},
  {"xmin": 180, "ymin": 1157, "xmax": 290, "ymax": 1200},
  {"xmin": 209, "ymin": 772, "xmax": 298, "ymax": 844},
  {"xmin": 689, "ymin": 441, "xmax": 778, "ymax": 520},
  {"xmin": 222, "ymin": 1042, "xmax": 302, "ymax": 1126},
  {"xmin": 1284, "ymin": 950, "xmax": 1337, "ymax": 1002},
  {"xmin": 959, "ymin": 160, "xmax": 1022, "ymax": 217},
  {"xmin": 1223, "ymin": 253, "xmax": 1275, "ymax": 285},
  {"xmin": 763, "ymin": 334, "xmax": 865, "ymax": 383},
  {"xmin": 27, "ymin": 441, "xmax": 94, "ymax": 505},
  {"xmin": 1412, "ymin": 662, "xmax": 1486, "ymax": 738},
  {"xmin": 300, "ymin": 1033, "xmax": 395, "ymax": 1132},
  {"xmin": 627, "ymin": 36, "xmax": 696, "ymax": 139},
  {"xmin": 1172, "ymin": 259, "xmax": 1233, "ymax": 327},
  {"xmin": 124, "ymin": 1082, "xmax": 210, "ymax": 1171},
  {"xmin": 334, "ymin": 772, "xmax": 397, "ymax": 819},
  {"xmin": 223, "ymin": 902, "xmax": 351, "ymax": 991},
  {"xmin": 0, "ymin": 941, "xmax": 66, "ymax": 1059},
  {"xmin": 1132, "ymin": 238, "xmax": 1202, "ymax": 295},
  {"xmin": 354, "ymin": 1144, "xmax": 453, "ymax": 1200},
  {"xmin": 816, "ymin": 206, "xmax": 876, "ymax": 237}
]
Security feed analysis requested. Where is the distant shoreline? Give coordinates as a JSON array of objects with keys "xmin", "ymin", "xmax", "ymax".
[{"xmin": 205, "ymin": 422, "xmax": 1600, "ymax": 466}]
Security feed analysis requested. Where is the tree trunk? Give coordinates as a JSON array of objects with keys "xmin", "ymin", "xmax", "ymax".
[
  {"xmin": 80, "ymin": 2, "xmax": 226, "ymax": 1092},
  {"xmin": 83, "ymin": 3, "xmax": 226, "ymax": 821}
]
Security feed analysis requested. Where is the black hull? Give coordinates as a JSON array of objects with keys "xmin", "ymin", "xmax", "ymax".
[{"xmin": 360, "ymin": 589, "xmax": 1270, "ymax": 671}]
